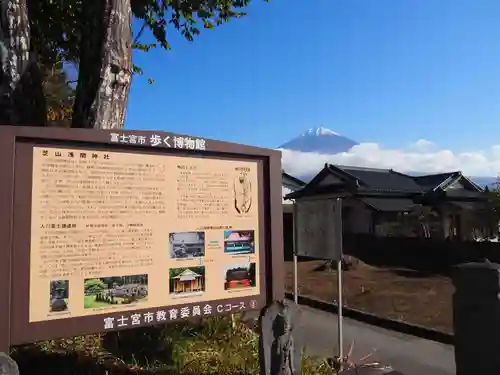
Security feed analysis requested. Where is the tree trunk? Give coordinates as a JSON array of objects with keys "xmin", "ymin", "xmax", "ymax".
[
  {"xmin": 72, "ymin": 0, "xmax": 132, "ymax": 129},
  {"xmin": 0, "ymin": 0, "xmax": 46, "ymax": 126}
]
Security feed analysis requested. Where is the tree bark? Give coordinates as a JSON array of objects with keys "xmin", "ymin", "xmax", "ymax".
[
  {"xmin": 72, "ymin": 0, "xmax": 132, "ymax": 129},
  {"xmin": 0, "ymin": 0, "xmax": 46, "ymax": 126}
]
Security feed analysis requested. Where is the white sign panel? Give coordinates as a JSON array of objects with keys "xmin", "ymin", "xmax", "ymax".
[{"xmin": 294, "ymin": 199, "xmax": 342, "ymax": 260}]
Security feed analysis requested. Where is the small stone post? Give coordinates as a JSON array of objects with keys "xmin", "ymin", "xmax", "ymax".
[
  {"xmin": 453, "ymin": 261, "xmax": 500, "ymax": 375},
  {"xmin": 0, "ymin": 353, "xmax": 19, "ymax": 375},
  {"xmin": 259, "ymin": 300, "xmax": 302, "ymax": 375}
]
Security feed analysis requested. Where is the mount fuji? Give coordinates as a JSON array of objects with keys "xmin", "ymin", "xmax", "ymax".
[
  {"xmin": 279, "ymin": 126, "xmax": 358, "ymax": 154},
  {"xmin": 279, "ymin": 126, "xmax": 497, "ymax": 188}
]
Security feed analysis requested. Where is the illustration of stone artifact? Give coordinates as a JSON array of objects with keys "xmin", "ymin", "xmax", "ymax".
[{"xmin": 233, "ymin": 172, "xmax": 252, "ymax": 214}]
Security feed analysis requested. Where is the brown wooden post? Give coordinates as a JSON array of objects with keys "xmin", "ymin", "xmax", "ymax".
[{"xmin": 0, "ymin": 129, "xmax": 15, "ymax": 354}]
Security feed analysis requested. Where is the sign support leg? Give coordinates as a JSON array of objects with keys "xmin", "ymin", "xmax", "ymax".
[
  {"xmin": 292, "ymin": 203, "xmax": 298, "ymax": 304},
  {"xmin": 293, "ymin": 253, "xmax": 298, "ymax": 304},
  {"xmin": 336, "ymin": 197, "xmax": 344, "ymax": 371},
  {"xmin": 337, "ymin": 259, "xmax": 344, "ymax": 370}
]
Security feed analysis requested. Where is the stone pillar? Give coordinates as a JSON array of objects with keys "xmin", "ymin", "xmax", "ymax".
[
  {"xmin": 453, "ymin": 261, "xmax": 500, "ymax": 375},
  {"xmin": 0, "ymin": 353, "xmax": 19, "ymax": 375},
  {"xmin": 259, "ymin": 300, "xmax": 302, "ymax": 375}
]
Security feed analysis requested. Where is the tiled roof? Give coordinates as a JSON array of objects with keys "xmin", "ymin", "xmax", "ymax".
[
  {"xmin": 333, "ymin": 165, "xmax": 423, "ymax": 193},
  {"xmin": 286, "ymin": 163, "xmax": 485, "ymax": 202},
  {"xmin": 282, "ymin": 171, "xmax": 306, "ymax": 188},
  {"xmin": 412, "ymin": 172, "xmax": 459, "ymax": 190}
]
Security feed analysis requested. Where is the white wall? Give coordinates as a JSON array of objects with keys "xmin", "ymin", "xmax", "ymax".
[
  {"xmin": 171, "ymin": 232, "xmax": 202, "ymax": 244},
  {"xmin": 282, "ymin": 186, "xmax": 293, "ymax": 204}
]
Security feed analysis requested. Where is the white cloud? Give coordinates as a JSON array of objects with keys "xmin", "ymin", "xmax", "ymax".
[
  {"xmin": 411, "ymin": 139, "xmax": 436, "ymax": 152},
  {"xmin": 280, "ymin": 142, "xmax": 500, "ymax": 179}
]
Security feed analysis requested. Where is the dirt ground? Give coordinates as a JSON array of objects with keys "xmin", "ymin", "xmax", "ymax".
[{"xmin": 285, "ymin": 257, "xmax": 454, "ymax": 333}]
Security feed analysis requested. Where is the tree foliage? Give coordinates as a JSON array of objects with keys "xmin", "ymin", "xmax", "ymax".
[
  {"xmin": 480, "ymin": 177, "xmax": 500, "ymax": 238},
  {"xmin": 30, "ymin": 0, "xmax": 261, "ymax": 80},
  {"xmin": 42, "ymin": 61, "xmax": 75, "ymax": 127},
  {"xmin": 489, "ymin": 177, "xmax": 500, "ymax": 212},
  {"xmin": 84, "ymin": 279, "xmax": 106, "ymax": 294},
  {"xmin": 2, "ymin": 0, "xmax": 262, "ymax": 129}
]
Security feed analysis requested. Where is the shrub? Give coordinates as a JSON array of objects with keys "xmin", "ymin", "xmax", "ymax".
[
  {"xmin": 12, "ymin": 314, "xmax": 337, "ymax": 375},
  {"xmin": 84, "ymin": 279, "xmax": 106, "ymax": 295}
]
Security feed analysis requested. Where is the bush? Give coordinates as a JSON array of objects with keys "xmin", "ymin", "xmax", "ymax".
[
  {"xmin": 85, "ymin": 279, "xmax": 106, "ymax": 295},
  {"xmin": 11, "ymin": 315, "xmax": 336, "ymax": 375}
]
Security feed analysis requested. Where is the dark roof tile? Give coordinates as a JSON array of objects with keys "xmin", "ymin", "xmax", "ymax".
[
  {"xmin": 332, "ymin": 165, "xmax": 422, "ymax": 192},
  {"xmin": 282, "ymin": 171, "xmax": 306, "ymax": 187},
  {"xmin": 412, "ymin": 172, "xmax": 458, "ymax": 190}
]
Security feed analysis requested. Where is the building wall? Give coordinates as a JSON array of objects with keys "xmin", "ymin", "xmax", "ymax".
[
  {"xmin": 343, "ymin": 199, "xmax": 373, "ymax": 234},
  {"xmin": 281, "ymin": 174, "xmax": 304, "ymax": 259},
  {"xmin": 282, "ymin": 185, "xmax": 293, "ymax": 204},
  {"xmin": 171, "ymin": 232, "xmax": 201, "ymax": 243}
]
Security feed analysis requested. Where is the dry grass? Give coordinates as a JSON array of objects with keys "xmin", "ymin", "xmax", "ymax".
[
  {"xmin": 11, "ymin": 315, "xmax": 337, "ymax": 375},
  {"xmin": 285, "ymin": 257, "xmax": 454, "ymax": 333}
]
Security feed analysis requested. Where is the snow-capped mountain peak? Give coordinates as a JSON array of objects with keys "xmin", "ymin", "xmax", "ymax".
[
  {"xmin": 302, "ymin": 126, "xmax": 339, "ymax": 137},
  {"xmin": 279, "ymin": 126, "xmax": 359, "ymax": 154}
]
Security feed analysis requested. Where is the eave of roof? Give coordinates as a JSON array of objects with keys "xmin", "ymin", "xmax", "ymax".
[
  {"xmin": 359, "ymin": 197, "xmax": 416, "ymax": 212},
  {"xmin": 282, "ymin": 171, "xmax": 306, "ymax": 187}
]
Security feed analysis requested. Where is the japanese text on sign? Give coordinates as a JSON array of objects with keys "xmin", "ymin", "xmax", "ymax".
[
  {"xmin": 30, "ymin": 147, "xmax": 261, "ymax": 324},
  {"xmin": 109, "ymin": 132, "xmax": 206, "ymax": 151},
  {"xmin": 103, "ymin": 299, "xmax": 257, "ymax": 330}
]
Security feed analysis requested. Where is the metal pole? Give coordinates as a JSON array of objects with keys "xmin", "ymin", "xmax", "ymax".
[
  {"xmin": 293, "ymin": 254, "xmax": 298, "ymax": 304},
  {"xmin": 293, "ymin": 202, "xmax": 298, "ymax": 304},
  {"xmin": 336, "ymin": 197, "xmax": 344, "ymax": 369},
  {"xmin": 337, "ymin": 258, "xmax": 344, "ymax": 368}
]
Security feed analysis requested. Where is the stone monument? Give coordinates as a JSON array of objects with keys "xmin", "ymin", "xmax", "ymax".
[
  {"xmin": 259, "ymin": 300, "xmax": 302, "ymax": 375},
  {"xmin": 0, "ymin": 353, "xmax": 19, "ymax": 375}
]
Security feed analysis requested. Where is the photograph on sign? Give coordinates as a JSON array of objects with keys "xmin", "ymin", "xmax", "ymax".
[
  {"xmin": 169, "ymin": 232, "xmax": 205, "ymax": 259},
  {"xmin": 169, "ymin": 266, "xmax": 206, "ymax": 296},
  {"xmin": 83, "ymin": 274, "xmax": 148, "ymax": 309},
  {"xmin": 28, "ymin": 147, "xmax": 262, "ymax": 323},
  {"xmin": 294, "ymin": 199, "xmax": 342, "ymax": 261},
  {"xmin": 49, "ymin": 280, "xmax": 69, "ymax": 313},
  {"xmin": 223, "ymin": 230, "xmax": 255, "ymax": 255},
  {"xmin": 224, "ymin": 262, "xmax": 257, "ymax": 290}
]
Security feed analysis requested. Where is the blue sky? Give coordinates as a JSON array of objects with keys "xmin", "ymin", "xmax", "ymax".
[{"xmin": 126, "ymin": 0, "xmax": 500, "ymax": 153}]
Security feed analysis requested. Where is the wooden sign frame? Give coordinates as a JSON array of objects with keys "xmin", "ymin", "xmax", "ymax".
[{"xmin": 0, "ymin": 126, "xmax": 284, "ymax": 352}]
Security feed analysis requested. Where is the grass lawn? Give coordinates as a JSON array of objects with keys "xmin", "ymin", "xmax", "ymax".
[
  {"xmin": 285, "ymin": 257, "xmax": 454, "ymax": 333},
  {"xmin": 84, "ymin": 296, "xmax": 112, "ymax": 309},
  {"xmin": 84, "ymin": 295, "xmax": 149, "ymax": 309}
]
